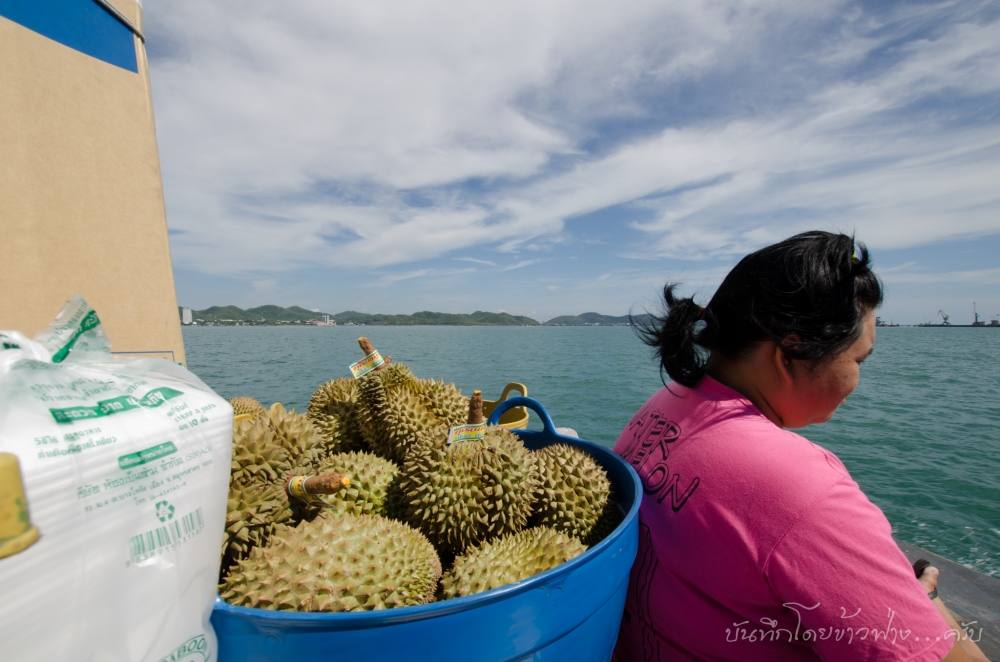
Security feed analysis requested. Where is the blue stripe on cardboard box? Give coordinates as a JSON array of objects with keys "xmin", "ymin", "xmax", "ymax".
[{"xmin": 0, "ymin": 0, "xmax": 137, "ymax": 73}]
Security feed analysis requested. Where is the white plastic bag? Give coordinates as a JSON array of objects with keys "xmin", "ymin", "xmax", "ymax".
[{"xmin": 0, "ymin": 297, "xmax": 232, "ymax": 661}]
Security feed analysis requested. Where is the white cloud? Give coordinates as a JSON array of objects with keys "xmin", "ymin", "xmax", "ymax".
[
  {"xmin": 882, "ymin": 265, "xmax": 1000, "ymax": 286},
  {"xmin": 251, "ymin": 278, "xmax": 278, "ymax": 294},
  {"xmin": 374, "ymin": 266, "xmax": 476, "ymax": 286},
  {"xmin": 455, "ymin": 257, "xmax": 496, "ymax": 267},
  {"xmin": 532, "ymin": 13, "xmax": 1000, "ymax": 259},
  {"xmin": 876, "ymin": 261, "xmax": 919, "ymax": 274},
  {"xmin": 146, "ymin": 1, "xmax": 1000, "ymax": 281},
  {"xmin": 377, "ymin": 269, "xmax": 432, "ymax": 285},
  {"xmin": 499, "ymin": 259, "xmax": 541, "ymax": 272}
]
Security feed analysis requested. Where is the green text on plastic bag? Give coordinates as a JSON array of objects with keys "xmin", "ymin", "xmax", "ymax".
[
  {"xmin": 49, "ymin": 386, "xmax": 184, "ymax": 424},
  {"xmin": 118, "ymin": 442, "xmax": 178, "ymax": 469}
]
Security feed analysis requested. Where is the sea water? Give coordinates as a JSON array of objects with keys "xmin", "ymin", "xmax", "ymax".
[{"xmin": 183, "ymin": 325, "xmax": 1000, "ymax": 577}]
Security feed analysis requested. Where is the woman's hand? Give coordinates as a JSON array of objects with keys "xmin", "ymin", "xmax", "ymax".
[
  {"xmin": 916, "ymin": 562, "xmax": 939, "ymax": 595},
  {"xmin": 913, "ymin": 562, "xmax": 991, "ymax": 661}
]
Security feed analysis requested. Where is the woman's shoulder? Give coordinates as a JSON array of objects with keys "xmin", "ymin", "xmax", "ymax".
[
  {"xmin": 713, "ymin": 419, "xmax": 851, "ymax": 502},
  {"xmin": 617, "ymin": 383, "xmax": 852, "ymax": 514},
  {"xmin": 619, "ymin": 378, "xmax": 764, "ymax": 435},
  {"xmin": 622, "ymin": 380, "xmax": 839, "ymax": 460},
  {"xmin": 699, "ymin": 424, "xmax": 864, "ymax": 559}
]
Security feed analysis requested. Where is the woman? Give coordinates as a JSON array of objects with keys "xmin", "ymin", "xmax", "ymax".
[{"xmin": 613, "ymin": 232, "xmax": 987, "ymax": 661}]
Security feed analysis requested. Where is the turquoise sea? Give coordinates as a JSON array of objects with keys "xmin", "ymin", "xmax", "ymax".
[{"xmin": 183, "ymin": 325, "xmax": 1000, "ymax": 578}]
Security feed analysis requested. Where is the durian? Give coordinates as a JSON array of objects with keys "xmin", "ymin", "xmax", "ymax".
[
  {"xmin": 230, "ymin": 417, "xmax": 293, "ymax": 487},
  {"xmin": 399, "ymin": 391, "xmax": 538, "ymax": 557},
  {"xmin": 280, "ymin": 468, "xmax": 353, "ymax": 526},
  {"xmin": 221, "ymin": 511, "xmax": 441, "ymax": 612},
  {"xmin": 266, "ymin": 402, "xmax": 329, "ymax": 470},
  {"xmin": 307, "ymin": 377, "xmax": 366, "ymax": 453},
  {"xmin": 359, "ymin": 376, "xmax": 453, "ymax": 462},
  {"xmin": 585, "ymin": 496, "xmax": 624, "ymax": 547},
  {"xmin": 531, "ymin": 444, "xmax": 611, "ymax": 541},
  {"xmin": 230, "ymin": 396, "xmax": 266, "ymax": 421},
  {"xmin": 440, "ymin": 526, "xmax": 586, "ymax": 599},
  {"xmin": 416, "ymin": 379, "xmax": 468, "ymax": 429},
  {"xmin": 220, "ymin": 481, "xmax": 294, "ymax": 580},
  {"xmin": 377, "ymin": 361, "xmax": 419, "ymax": 392},
  {"xmin": 354, "ymin": 338, "xmax": 467, "ymax": 462},
  {"xmin": 305, "ymin": 451, "xmax": 401, "ymax": 518}
]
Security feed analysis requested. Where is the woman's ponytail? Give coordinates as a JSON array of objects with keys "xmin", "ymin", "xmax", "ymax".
[{"xmin": 632, "ymin": 284, "xmax": 711, "ymax": 388}]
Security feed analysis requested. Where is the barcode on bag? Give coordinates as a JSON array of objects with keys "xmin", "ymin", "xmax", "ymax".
[{"xmin": 129, "ymin": 508, "xmax": 205, "ymax": 563}]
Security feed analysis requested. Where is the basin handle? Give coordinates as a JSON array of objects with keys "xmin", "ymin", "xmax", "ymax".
[
  {"xmin": 487, "ymin": 396, "xmax": 557, "ymax": 435},
  {"xmin": 497, "ymin": 382, "xmax": 527, "ymax": 401}
]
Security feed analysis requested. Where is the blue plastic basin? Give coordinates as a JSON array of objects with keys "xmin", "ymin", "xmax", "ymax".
[{"xmin": 211, "ymin": 397, "xmax": 641, "ymax": 662}]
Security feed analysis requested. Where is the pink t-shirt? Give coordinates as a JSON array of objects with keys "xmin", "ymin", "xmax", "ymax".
[{"xmin": 612, "ymin": 376, "xmax": 954, "ymax": 661}]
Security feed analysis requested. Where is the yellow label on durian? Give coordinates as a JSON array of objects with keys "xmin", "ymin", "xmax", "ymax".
[
  {"xmin": 286, "ymin": 476, "xmax": 313, "ymax": 500},
  {"xmin": 349, "ymin": 350, "xmax": 385, "ymax": 379},
  {"xmin": 447, "ymin": 423, "xmax": 486, "ymax": 445}
]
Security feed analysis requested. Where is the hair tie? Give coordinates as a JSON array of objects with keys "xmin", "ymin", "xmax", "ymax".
[{"xmin": 692, "ymin": 307, "xmax": 708, "ymax": 335}]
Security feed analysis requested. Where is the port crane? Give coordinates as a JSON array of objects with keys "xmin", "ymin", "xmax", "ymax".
[
  {"xmin": 938, "ymin": 310, "xmax": 950, "ymax": 325},
  {"xmin": 972, "ymin": 301, "xmax": 983, "ymax": 326}
]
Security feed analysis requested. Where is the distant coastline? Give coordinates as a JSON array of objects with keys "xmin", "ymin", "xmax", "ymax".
[
  {"xmin": 177, "ymin": 305, "xmax": 653, "ymax": 327},
  {"xmin": 178, "ymin": 306, "xmax": 1000, "ymax": 328}
]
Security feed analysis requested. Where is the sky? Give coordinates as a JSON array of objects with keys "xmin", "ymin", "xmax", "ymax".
[{"xmin": 145, "ymin": 1, "xmax": 1000, "ymax": 324}]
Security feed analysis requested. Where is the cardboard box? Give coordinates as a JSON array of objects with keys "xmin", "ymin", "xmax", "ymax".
[{"xmin": 0, "ymin": 0, "xmax": 186, "ymax": 363}]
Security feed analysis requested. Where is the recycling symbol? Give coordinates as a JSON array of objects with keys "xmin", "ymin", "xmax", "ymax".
[{"xmin": 155, "ymin": 500, "xmax": 175, "ymax": 522}]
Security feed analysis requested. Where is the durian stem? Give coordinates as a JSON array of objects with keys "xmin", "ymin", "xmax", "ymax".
[
  {"xmin": 285, "ymin": 472, "xmax": 351, "ymax": 501},
  {"xmin": 357, "ymin": 336, "xmax": 376, "ymax": 355},
  {"xmin": 357, "ymin": 337, "xmax": 391, "ymax": 368},
  {"xmin": 468, "ymin": 390, "xmax": 485, "ymax": 425}
]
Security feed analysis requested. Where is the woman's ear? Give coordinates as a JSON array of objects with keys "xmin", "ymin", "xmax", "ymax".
[{"xmin": 772, "ymin": 341, "xmax": 795, "ymax": 386}]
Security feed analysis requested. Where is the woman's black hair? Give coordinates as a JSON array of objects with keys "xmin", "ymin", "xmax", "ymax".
[{"xmin": 633, "ymin": 231, "xmax": 883, "ymax": 387}]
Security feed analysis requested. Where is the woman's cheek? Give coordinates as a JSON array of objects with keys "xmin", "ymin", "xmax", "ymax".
[{"xmin": 845, "ymin": 364, "xmax": 862, "ymax": 397}]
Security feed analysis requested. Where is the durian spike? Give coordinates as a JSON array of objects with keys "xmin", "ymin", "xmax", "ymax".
[
  {"xmin": 357, "ymin": 336, "xmax": 392, "ymax": 369},
  {"xmin": 468, "ymin": 390, "xmax": 485, "ymax": 425},
  {"xmin": 285, "ymin": 471, "xmax": 351, "ymax": 502}
]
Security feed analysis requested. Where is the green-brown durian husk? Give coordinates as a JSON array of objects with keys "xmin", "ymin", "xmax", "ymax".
[
  {"xmin": 399, "ymin": 425, "xmax": 538, "ymax": 558},
  {"xmin": 266, "ymin": 402, "xmax": 329, "ymax": 470},
  {"xmin": 230, "ymin": 396, "xmax": 266, "ymax": 421},
  {"xmin": 307, "ymin": 451, "xmax": 401, "ymax": 518},
  {"xmin": 440, "ymin": 526, "xmax": 586, "ymax": 599},
  {"xmin": 584, "ymin": 496, "xmax": 624, "ymax": 547},
  {"xmin": 220, "ymin": 480, "xmax": 294, "ymax": 582},
  {"xmin": 357, "ymin": 373, "xmax": 451, "ymax": 463},
  {"xmin": 416, "ymin": 379, "xmax": 469, "ymax": 429},
  {"xmin": 307, "ymin": 377, "xmax": 366, "ymax": 453},
  {"xmin": 531, "ymin": 443, "xmax": 610, "ymax": 541},
  {"xmin": 231, "ymin": 417, "xmax": 293, "ymax": 487},
  {"xmin": 350, "ymin": 342, "xmax": 468, "ymax": 463},
  {"xmin": 377, "ymin": 362, "xmax": 418, "ymax": 392},
  {"xmin": 221, "ymin": 511, "xmax": 441, "ymax": 612}
]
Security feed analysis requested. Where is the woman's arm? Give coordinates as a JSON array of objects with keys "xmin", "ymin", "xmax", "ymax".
[
  {"xmin": 764, "ymin": 480, "xmax": 959, "ymax": 660},
  {"xmin": 918, "ymin": 566, "xmax": 989, "ymax": 662}
]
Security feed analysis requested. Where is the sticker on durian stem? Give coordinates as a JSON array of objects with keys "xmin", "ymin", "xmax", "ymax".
[
  {"xmin": 285, "ymin": 476, "xmax": 318, "ymax": 502},
  {"xmin": 447, "ymin": 423, "xmax": 486, "ymax": 445},
  {"xmin": 349, "ymin": 350, "xmax": 385, "ymax": 379}
]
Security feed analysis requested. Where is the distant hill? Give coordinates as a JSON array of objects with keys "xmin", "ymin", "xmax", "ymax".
[
  {"xmin": 181, "ymin": 305, "xmax": 656, "ymax": 326},
  {"xmin": 183, "ymin": 305, "xmax": 538, "ymax": 325},
  {"xmin": 195, "ymin": 305, "xmax": 250, "ymax": 321},
  {"xmin": 329, "ymin": 310, "xmax": 538, "ymax": 326},
  {"xmin": 188, "ymin": 305, "xmax": 331, "ymax": 323},
  {"xmin": 544, "ymin": 312, "xmax": 655, "ymax": 326}
]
